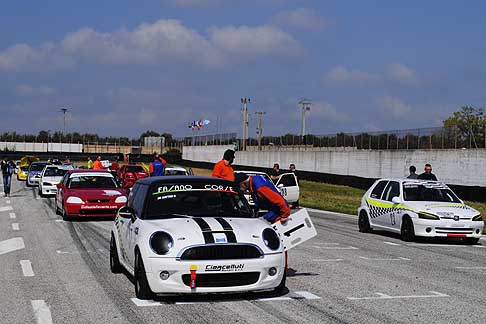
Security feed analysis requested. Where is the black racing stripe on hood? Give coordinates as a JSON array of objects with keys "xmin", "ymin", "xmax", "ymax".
[
  {"xmin": 215, "ymin": 218, "xmax": 237, "ymax": 243},
  {"xmin": 193, "ymin": 218, "xmax": 214, "ymax": 244}
]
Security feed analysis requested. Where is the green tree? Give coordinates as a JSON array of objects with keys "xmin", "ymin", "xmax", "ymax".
[{"xmin": 443, "ymin": 106, "xmax": 486, "ymax": 148}]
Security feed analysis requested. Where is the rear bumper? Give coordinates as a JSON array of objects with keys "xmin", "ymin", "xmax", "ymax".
[
  {"xmin": 413, "ymin": 218, "xmax": 484, "ymax": 238},
  {"xmin": 144, "ymin": 253, "xmax": 285, "ymax": 294},
  {"xmin": 41, "ymin": 185, "xmax": 57, "ymax": 195}
]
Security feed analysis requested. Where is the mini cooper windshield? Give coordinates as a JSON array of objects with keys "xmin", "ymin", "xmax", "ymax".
[
  {"xmin": 146, "ymin": 183, "xmax": 254, "ymax": 219},
  {"xmin": 403, "ymin": 183, "xmax": 460, "ymax": 203},
  {"xmin": 68, "ymin": 176, "xmax": 118, "ymax": 189}
]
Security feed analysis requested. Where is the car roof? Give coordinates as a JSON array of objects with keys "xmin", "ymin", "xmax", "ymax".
[
  {"xmin": 376, "ymin": 178, "xmax": 447, "ymax": 186},
  {"xmin": 165, "ymin": 165, "xmax": 187, "ymax": 171},
  {"xmin": 31, "ymin": 162, "xmax": 50, "ymax": 165},
  {"xmin": 137, "ymin": 175, "xmax": 231, "ymax": 186},
  {"xmin": 70, "ymin": 169, "xmax": 110, "ymax": 173}
]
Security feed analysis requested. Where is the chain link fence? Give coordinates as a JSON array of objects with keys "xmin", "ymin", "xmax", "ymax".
[{"xmin": 178, "ymin": 126, "xmax": 486, "ymax": 150}]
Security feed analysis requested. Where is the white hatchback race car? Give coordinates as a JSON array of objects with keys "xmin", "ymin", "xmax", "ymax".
[
  {"xmin": 110, "ymin": 176, "xmax": 286, "ymax": 300},
  {"xmin": 358, "ymin": 178, "xmax": 484, "ymax": 244},
  {"xmin": 38, "ymin": 164, "xmax": 73, "ymax": 197}
]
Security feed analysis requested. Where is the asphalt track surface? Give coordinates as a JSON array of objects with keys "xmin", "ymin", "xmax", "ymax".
[{"xmin": 2, "ymin": 178, "xmax": 486, "ymax": 324}]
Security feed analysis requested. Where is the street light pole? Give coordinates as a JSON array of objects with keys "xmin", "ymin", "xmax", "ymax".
[
  {"xmin": 241, "ymin": 98, "xmax": 250, "ymax": 151},
  {"xmin": 60, "ymin": 108, "xmax": 69, "ymax": 140},
  {"xmin": 255, "ymin": 111, "xmax": 266, "ymax": 151},
  {"xmin": 298, "ymin": 99, "xmax": 311, "ymax": 144}
]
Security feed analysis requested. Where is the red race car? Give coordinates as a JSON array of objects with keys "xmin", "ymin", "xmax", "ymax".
[
  {"xmin": 117, "ymin": 164, "xmax": 149, "ymax": 189},
  {"xmin": 55, "ymin": 170, "xmax": 128, "ymax": 220}
]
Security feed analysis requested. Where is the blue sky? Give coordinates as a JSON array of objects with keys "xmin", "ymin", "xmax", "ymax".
[{"xmin": 1, "ymin": 0, "xmax": 486, "ymax": 138}]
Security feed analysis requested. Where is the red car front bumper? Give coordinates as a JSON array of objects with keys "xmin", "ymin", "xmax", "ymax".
[{"xmin": 65, "ymin": 202, "xmax": 125, "ymax": 217}]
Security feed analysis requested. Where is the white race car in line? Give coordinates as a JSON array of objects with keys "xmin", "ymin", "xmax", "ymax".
[
  {"xmin": 234, "ymin": 170, "xmax": 299, "ymax": 205},
  {"xmin": 110, "ymin": 176, "xmax": 286, "ymax": 300},
  {"xmin": 358, "ymin": 178, "xmax": 484, "ymax": 244},
  {"xmin": 38, "ymin": 164, "xmax": 74, "ymax": 197}
]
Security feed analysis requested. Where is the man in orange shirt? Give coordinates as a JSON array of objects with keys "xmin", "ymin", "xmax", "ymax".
[
  {"xmin": 212, "ymin": 149, "xmax": 235, "ymax": 182},
  {"xmin": 93, "ymin": 156, "xmax": 103, "ymax": 170}
]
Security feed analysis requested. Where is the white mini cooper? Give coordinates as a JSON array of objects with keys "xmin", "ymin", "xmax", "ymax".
[{"xmin": 358, "ymin": 179, "xmax": 483, "ymax": 244}]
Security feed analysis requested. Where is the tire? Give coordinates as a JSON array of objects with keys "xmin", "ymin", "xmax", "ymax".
[
  {"xmin": 55, "ymin": 201, "xmax": 62, "ymax": 216},
  {"xmin": 62, "ymin": 205, "xmax": 70, "ymax": 221},
  {"xmin": 400, "ymin": 216, "xmax": 415, "ymax": 242},
  {"xmin": 110, "ymin": 235, "xmax": 123, "ymax": 273},
  {"xmin": 464, "ymin": 237, "xmax": 480, "ymax": 245},
  {"xmin": 134, "ymin": 250, "xmax": 154, "ymax": 300},
  {"xmin": 358, "ymin": 211, "xmax": 372, "ymax": 233}
]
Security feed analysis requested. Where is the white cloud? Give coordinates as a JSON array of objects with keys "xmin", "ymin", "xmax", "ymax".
[
  {"xmin": 376, "ymin": 96, "xmax": 413, "ymax": 119},
  {"xmin": 0, "ymin": 19, "xmax": 302, "ymax": 72},
  {"xmin": 15, "ymin": 85, "xmax": 57, "ymax": 97},
  {"xmin": 323, "ymin": 65, "xmax": 381, "ymax": 85},
  {"xmin": 209, "ymin": 25, "xmax": 303, "ymax": 59},
  {"xmin": 385, "ymin": 63, "xmax": 417, "ymax": 83},
  {"xmin": 304, "ymin": 100, "xmax": 350, "ymax": 123},
  {"xmin": 271, "ymin": 8, "xmax": 328, "ymax": 31}
]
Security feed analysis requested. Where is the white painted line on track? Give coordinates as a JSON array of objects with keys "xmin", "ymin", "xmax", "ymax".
[
  {"xmin": 6, "ymin": 199, "xmax": 10, "ymax": 204},
  {"xmin": 54, "ymin": 220, "xmax": 63, "ymax": 223},
  {"xmin": 56, "ymin": 250, "xmax": 73, "ymax": 254},
  {"xmin": 294, "ymin": 291, "xmax": 321, "ymax": 300},
  {"xmin": 256, "ymin": 296, "xmax": 293, "ymax": 302},
  {"xmin": 0, "ymin": 206, "xmax": 13, "ymax": 212},
  {"xmin": 312, "ymin": 258, "xmax": 344, "ymax": 262},
  {"xmin": 473, "ymin": 245, "xmax": 486, "ymax": 248},
  {"xmin": 359, "ymin": 256, "xmax": 410, "ymax": 261},
  {"xmin": 9, "ymin": 212, "xmax": 16, "ymax": 219},
  {"xmin": 313, "ymin": 242, "xmax": 340, "ymax": 246},
  {"xmin": 31, "ymin": 300, "xmax": 53, "ymax": 324},
  {"xmin": 313, "ymin": 245, "xmax": 358, "ymax": 250},
  {"xmin": 347, "ymin": 291, "xmax": 449, "ymax": 301},
  {"xmin": 0, "ymin": 237, "xmax": 25, "ymax": 255},
  {"xmin": 384, "ymin": 242, "xmax": 401, "ymax": 246},
  {"xmin": 131, "ymin": 298, "xmax": 161, "ymax": 307},
  {"xmin": 20, "ymin": 260, "xmax": 35, "ymax": 277},
  {"xmin": 12, "ymin": 223, "xmax": 19, "ymax": 231},
  {"xmin": 455, "ymin": 266, "xmax": 486, "ymax": 270},
  {"xmin": 407, "ymin": 243, "xmax": 466, "ymax": 247}
]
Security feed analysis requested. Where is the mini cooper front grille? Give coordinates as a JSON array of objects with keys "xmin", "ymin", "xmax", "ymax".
[
  {"xmin": 179, "ymin": 245, "xmax": 262, "ymax": 260},
  {"xmin": 181, "ymin": 272, "xmax": 260, "ymax": 287}
]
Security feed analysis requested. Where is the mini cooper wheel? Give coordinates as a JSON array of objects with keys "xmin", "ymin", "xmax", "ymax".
[
  {"xmin": 463, "ymin": 237, "xmax": 480, "ymax": 245},
  {"xmin": 134, "ymin": 251, "xmax": 154, "ymax": 300},
  {"xmin": 400, "ymin": 216, "xmax": 415, "ymax": 242},
  {"xmin": 110, "ymin": 235, "xmax": 122, "ymax": 273},
  {"xmin": 358, "ymin": 211, "xmax": 372, "ymax": 233}
]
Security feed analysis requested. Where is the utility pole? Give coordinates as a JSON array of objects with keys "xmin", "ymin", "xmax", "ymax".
[
  {"xmin": 255, "ymin": 111, "xmax": 266, "ymax": 151},
  {"xmin": 240, "ymin": 98, "xmax": 250, "ymax": 151},
  {"xmin": 60, "ymin": 108, "xmax": 69, "ymax": 140},
  {"xmin": 298, "ymin": 99, "xmax": 311, "ymax": 144}
]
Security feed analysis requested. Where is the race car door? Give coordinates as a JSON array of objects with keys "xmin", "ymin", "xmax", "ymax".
[
  {"xmin": 381, "ymin": 180, "xmax": 401, "ymax": 230},
  {"xmin": 126, "ymin": 184, "xmax": 149, "ymax": 266},
  {"xmin": 275, "ymin": 173, "xmax": 299, "ymax": 203},
  {"xmin": 272, "ymin": 208, "xmax": 317, "ymax": 251}
]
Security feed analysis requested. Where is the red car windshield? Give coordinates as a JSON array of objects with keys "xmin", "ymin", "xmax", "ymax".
[{"xmin": 68, "ymin": 176, "xmax": 118, "ymax": 189}]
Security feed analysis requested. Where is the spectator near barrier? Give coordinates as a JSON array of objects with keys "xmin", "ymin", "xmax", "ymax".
[
  {"xmin": 212, "ymin": 149, "xmax": 235, "ymax": 182},
  {"xmin": 407, "ymin": 166, "xmax": 418, "ymax": 179},
  {"xmin": 93, "ymin": 156, "xmax": 103, "ymax": 170},
  {"xmin": 417, "ymin": 164, "xmax": 438, "ymax": 181},
  {"xmin": 269, "ymin": 163, "xmax": 283, "ymax": 182}
]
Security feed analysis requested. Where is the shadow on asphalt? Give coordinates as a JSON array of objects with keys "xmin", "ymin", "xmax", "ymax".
[{"xmin": 367, "ymin": 229, "xmax": 483, "ymax": 245}]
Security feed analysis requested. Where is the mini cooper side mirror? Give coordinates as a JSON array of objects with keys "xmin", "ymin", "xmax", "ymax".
[
  {"xmin": 392, "ymin": 196, "xmax": 401, "ymax": 204},
  {"xmin": 119, "ymin": 206, "xmax": 135, "ymax": 219}
]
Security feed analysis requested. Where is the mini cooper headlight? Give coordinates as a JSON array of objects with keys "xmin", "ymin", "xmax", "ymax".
[
  {"xmin": 472, "ymin": 214, "xmax": 483, "ymax": 221},
  {"xmin": 418, "ymin": 212, "xmax": 440, "ymax": 220},
  {"xmin": 150, "ymin": 232, "xmax": 174, "ymax": 255},
  {"xmin": 262, "ymin": 228, "xmax": 280, "ymax": 250},
  {"xmin": 66, "ymin": 196, "xmax": 84, "ymax": 204}
]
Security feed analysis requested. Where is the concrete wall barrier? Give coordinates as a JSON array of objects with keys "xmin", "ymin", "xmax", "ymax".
[{"xmin": 183, "ymin": 145, "xmax": 486, "ymax": 187}]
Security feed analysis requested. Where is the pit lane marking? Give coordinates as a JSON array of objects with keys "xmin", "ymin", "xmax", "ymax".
[
  {"xmin": 347, "ymin": 291, "xmax": 449, "ymax": 301},
  {"xmin": 9, "ymin": 212, "xmax": 16, "ymax": 219},
  {"xmin": 0, "ymin": 206, "xmax": 13, "ymax": 212},
  {"xmin": 12, "ymin": 223, "xmax": 19, "ymax": 231},
  {"xmin": 384, "ymin": 242, "xmax": 401, "ymax": 246},
  {"xmin": 455, "ymin": 266, "xmax": 486, "ymax": 270},
  {"xmin": 312, "ymin": 258, "xmax": 344, "ymax": 262},
  {"xmin": 312, "ymin": 245, "xmax": 358, "ymax": 250},
  {"xmin": 31, "ymin": 300, "xmax": 53, "ymax": 324},
  {"xmin": 0, "ymin": 237, "xmax": 25, "ymax": 255},
  {"xmin": 131, "ymin": 290, "xmax": 321, "ymax": 306},
  {"xmin": 20, "ymin": 260, "xmax": 35, "ymax": 277}
]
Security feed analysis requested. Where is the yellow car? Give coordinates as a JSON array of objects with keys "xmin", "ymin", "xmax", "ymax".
[
  {"xmin": 17, "ymin": 155, "xmax": 40, "ymax": 181},
  {"xmin": 17, "ymin": 166, "xmax": 28, "ymax": 181}
]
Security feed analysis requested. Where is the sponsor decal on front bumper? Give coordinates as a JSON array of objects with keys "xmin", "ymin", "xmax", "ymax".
[
  {"xmin": 80, "ymin": 205, "xmax": 118, "ymax": 209},
  {"xmin": 205, "ymin": 264, "xmax": 245, "ymax": 272}
]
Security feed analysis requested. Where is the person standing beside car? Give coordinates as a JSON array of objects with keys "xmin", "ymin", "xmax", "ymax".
[
  {"xmin": 269, "ymin": 163, "xmax": 283, "ymax": 183},
  {"xmin": 407, "ymin": 165, "xmax": 418, "ymax": 179},
  {"xmin": 87, "ymin": 157, "xmax": 93, "ymax": 169},
  {"xmin": 93, "ymin": 156, "xmax": 103, "ymax": 170},
  {"xmin": 417, "ymin": 163, "xmax": 438, "ymax": 181},
  {"xmin": 1, "ymin": 158, "xmax": 15, "ymax": 197},
  {"xmin": 212, "ymin": 149, "xmax": 235, "ymax": 182},
  {"xmin": 149, "ymin": 154, "xmax": 166, "ymax": 177}
]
